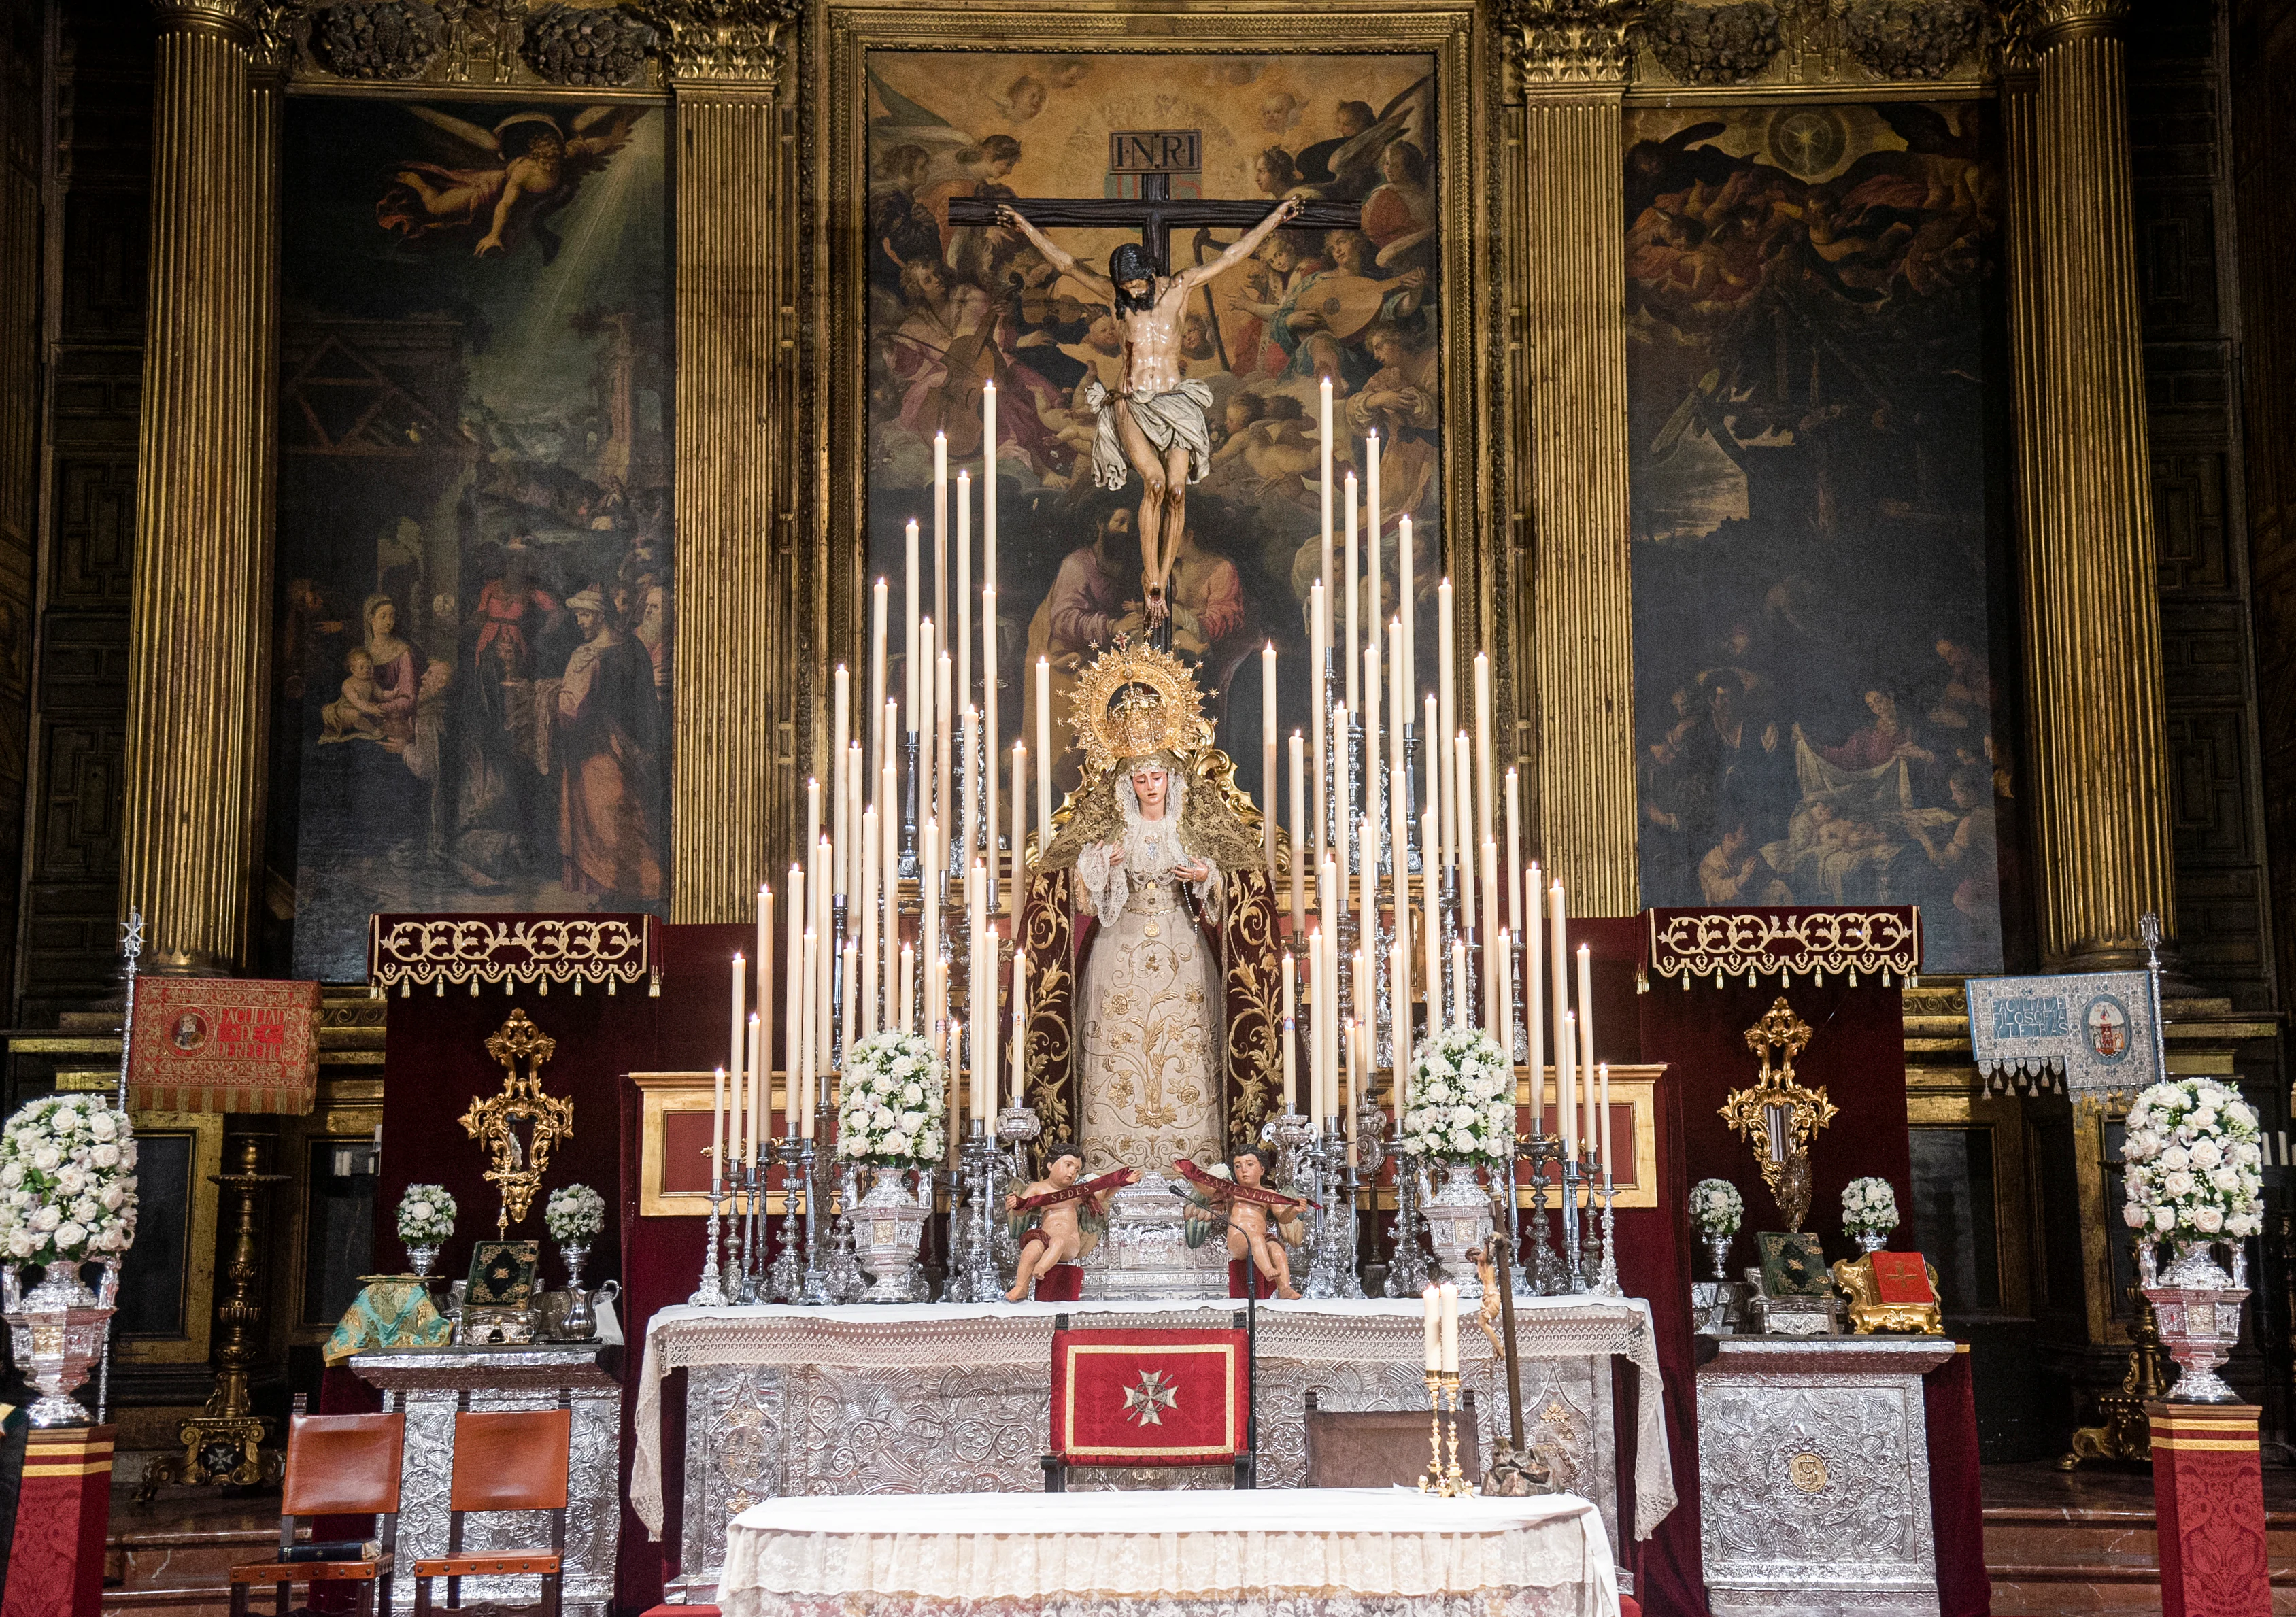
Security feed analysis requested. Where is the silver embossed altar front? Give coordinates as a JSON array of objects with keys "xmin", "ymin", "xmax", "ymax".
[
  {"xmin": 1695, "ymin": 1335, "xmax": 1956, "ymax": 1616},
  {"xmin": 635, "ymin": 1297, "xmax": 1672, "ymax": 1598},
  {"xmin": 352, "ymin": 1343, "xmax": 622, "ymax": 1617}
]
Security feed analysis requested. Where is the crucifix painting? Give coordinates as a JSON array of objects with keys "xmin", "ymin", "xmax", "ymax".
[{"xmin": 865, "ymin": 50, "xmax": 1443, "ymax": 805}]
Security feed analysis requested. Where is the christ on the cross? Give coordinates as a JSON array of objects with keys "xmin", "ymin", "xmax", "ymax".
[{"xmin": 996, "ymin": 194, "xmax": 1302, "ymax": 626}]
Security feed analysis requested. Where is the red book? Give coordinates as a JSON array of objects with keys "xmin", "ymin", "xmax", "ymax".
[{"xmin": 1870, "ymin": 1250, "xmax": 1937, "ymax": 1306}]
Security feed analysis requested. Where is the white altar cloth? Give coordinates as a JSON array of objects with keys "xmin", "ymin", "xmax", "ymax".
[
  {"xmin": 720, "ymin": 1488, "xmax": 1622, "ymax": 1617},
  {"xmin": 635, "ymin": 1295, "xmax": 1672, "ymax": 1590}
]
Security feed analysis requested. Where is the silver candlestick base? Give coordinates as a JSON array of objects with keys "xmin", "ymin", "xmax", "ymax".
[
  {"xmin": 947, "ymin": 1127, "xmax": 1005, "ymax": 1303},
  {"xmin": 1384, "ymin": 1142, "xmax": 1430, "ymax": 1297},
  {"xmin": 1269, "ymin": 1110, "xmax": 1314, "ymax": 1189},
  {"xmin": 1591, "ymin": 1178, "xmax": 1623, "ymax": 1298},
  {"xmin": 688, "ymin": 1187, "xmax": 730, "ymax": 1306},
  {"xmin": 766, "ymin": 1144, "xmax": 805, "ymax": 1303},
  {"xmin": 1302, "ymin": 1124, "xmax": 1343, "ymax": 1301},
  {"xmin": 823, "ymin": 1164, "xmax": 869, "ymax": 1301}
]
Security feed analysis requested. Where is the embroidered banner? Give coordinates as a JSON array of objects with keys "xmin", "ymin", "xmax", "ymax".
[
  {"xmin": 1645, "ymin": 906, "xmax": 1921, "ymax": 988},
  {"xmin": 1964, "ymin": 970, "xmax": 2160, "ymax": 1102},
  {"xmin": 1050, "ymin": 1327, "xmax": 1248, "ymax": 1467},
  {"xmin": 129, "ymin": 978, "xmax": 322, "ymax": 1115},
  {"xmin": 367, "ymin": 913, "xmax": 660, "ymax": 996}
]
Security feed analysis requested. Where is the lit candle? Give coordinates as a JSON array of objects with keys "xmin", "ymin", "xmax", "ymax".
[
  {"xmin": 1262, "ymin": 643, "xmax": 1278, "ymax": 883},
  {"xmin": 905, "ymin": 518, "xmax": 920, "ymax": 735},
  {"xmin": 1289, "ymin": 732, "xmax": 1307, "ymax": 936},
  {"xmin": 1421, "ymin": 810, "xmax": 1440, "ymax": 1034},
  {"xmin": 1423, "ymin": 1285, "xmax": 1441, "ymax": 1372},
  {"xmin": 728, "ymin": 950, "xmax": 746, "ymax": 1147},
  {"xmin": 1577, "ymin": 942, "xmax": 1597, "ymax": 1159},
  {"xmin": 936, "ymin": 649, "xmax": 953, "ymax": 838},
  {"xmin": 871, "ymin": 578, "xmax": 888, "ymax": 785},
  {"xmin": 833, "ymin": 666, "xmax": 851, "ymax": 897},
  {"xmin": 1343, "ymin": 469, "xmax": 1360, "ymax": 713},
  {"xmin": 983, "ymin": 584, "xmax": 999, "ymax": 917},
  {"xmin": 785, "ymin": 863, "xmax": 805, "ymax": 1136},
  {"xmin": 1505, "ymin": 770, "xmax": 1523, "ymax": 937},
  {"xmin": 1390, "ymin": 938, "xmax": 1409, "ymax": 1100},
  {"xmin": 983, "ymin": 379, "xmax": 998, "ymax": 576},
  {"xmin": 1474, "ymin": 651, "xmax": 1494, "ymax": 855},
  {"xmin": 1454, "ymin": 732, "xmax": 1476, "ymax": 934},
  {"xmin": 1346, "ymin": 1017, "xmax": 1362, "ymax": 1157},
  {"xmin": 917, "ymin": 617, "xmax": 936, "ymax": 805},
  {"xmin": 1308, "ymin": 928, "xmax": 1325, "ymax": 1128},
  {"xmin": 1388, "ymin": 618, "xmax": 1406, "ymax": 780},
  {"xmin": 1437, "ymin": 579, "xmax": 1455, "ymax": 876},
  {"xmin": 839, "ymin": 939, "xmax": 858, "ymax": 1085},
  {"xmin": 1481, "ymin": 839, "xmax": 1500, "ymax": 1032},
  {"xmin": 1439, "ymin": 1282, "xmax": 1459, "ymax": 1373},
  {"xmin": 1366, "ymin": 431, "xmax": 1382, "ymax": 658},
  {"xmin": 956, "ymin": 467, "xmax": 971, "ymax": 720},
  {"xmin": 798, "ymin": 934, "xmax": 817, "ymax": 1138},
  {"xmin": 978, "ymin": 923, "xmax": 997, "ymax": 1126},
  {"xmin": 859, "ymin": 807, "xmax": 879, "ymax": 1033},
  {"xmin": 922, "ymin": 815, "xmax": 941, "ymax": 1025},
  {"xmin": 1598, "ymin": 1061, "xmax": 1613, "ymax": 1188},
  {"xmin": 1558, "ymin": 1007, "xmax": 1577, "ymax": 1160},
  {"xmin": 1399, "ymin": 513, "xmax": 1416, "ymax": 696},
  {"xmin": 932, "ymin": 430, "xmax": 949, "ymax": 634},
  {"xmin": 954, "ymin": 1017, "xmax": 972, "ymax": 1154},
  {"xmin": 815, "ymin": 837, "xmax": 834, "ymax": 1086},
  {"xmin": 1549, "ymin": 880, "xmax": 1570, "ymax": 1119},
  {"xmin": 1035, "ymin": 658, "xmax": 1052, "ymax": 852},
  {"xmin": 1496, "ymin": 930, "xmax": 1515, "ymax": 1067},
  {"xmin": 1281, "ymin": 960, "xmax": 1297, "ymax": 1111},
  {"xmin": 1357, "ymin": 816, "xmax": 1377, "ymax": 991},
  {"xmin": 959, "ymin": 706, "xmax": 977, "ymax": 885},
  {"xmin": 1309, "ymin": 580, "xmax": 1328, "ymax": 868},
  {"xmin": 1389, "ymin": 760, "xmax": 1411, "ymax": 980},
  {"xmin": 1362, "ymin": 641, "xmax": 1382, "ymax": 833},
  {"xmin": 710, "ymin": 1064, "xmax": 726, "ymax": 1193},
  {"xmin": 1011, "ymin": 952, "xmax": 1029, "ymax": 1109},
  {"xmin": 1526, "ymin": 865, "xmax": 1545, "ymax": 1138},
  {"xmin": 746, "ymin": 1012, "xmax": 762, "ymax": 1168},
  {"xmin": 1319, "ymin": 376, "xmax": 1335, "ymax": 602},
  {"xmin": 1451, "ymin": 939, "xmax": 1467, "ymax": 1029},
  {"xmin": 1011, "ymin": 741, "xmax": 1028, "ymax": 892},
  {"xmin": 899, "ymin": 941, "xmax": 915, "ymax": 1036},
  {"xmin": 1423, "ymin": 694, "xmax": 1440, "ymax": 879}
]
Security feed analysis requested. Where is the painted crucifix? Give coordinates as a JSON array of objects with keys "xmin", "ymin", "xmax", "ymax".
[{"xmin": 949, "ymin": 133, "xmax": 1359, "ymax": 630}]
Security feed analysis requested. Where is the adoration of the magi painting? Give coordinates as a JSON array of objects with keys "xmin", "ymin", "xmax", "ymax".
[{"xmin": 267, "ymin": 98, "xmax": 672, "ymax": 980}]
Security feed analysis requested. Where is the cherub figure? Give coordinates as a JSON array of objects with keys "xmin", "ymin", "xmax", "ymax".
[
  {"xmin": 379, "ymin": 106, "xmax": 647, "ymax": 262},
  {"xmin": 320, "ymin": 647, "xmax": 386, "ymax": 742},
  {"xmin": 1004, "ymin": 1143, "xmax": 1137, "ymax": 1302},
  {"xmin": 1179, "ymin": 1148, "xmax": 1307, "ymax": 1299}
]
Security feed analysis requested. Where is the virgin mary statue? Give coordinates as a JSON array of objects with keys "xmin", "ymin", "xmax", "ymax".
[{"xmin": 1022, "ymin": 640, "xmax": 1281, "ymax": 1178}]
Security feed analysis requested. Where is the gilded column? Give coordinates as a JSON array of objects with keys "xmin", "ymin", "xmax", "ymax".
[
  {"xmin": 660, "ymin": 1, "xmax": 800, "ymax": 920},
  {"xmin": 2015, "ymin": 0, "xmax": 2174, "ymax": 968},
  {"xmin": 1502, "ymin": 3, "xmax": 1637, "ymax": 915},
  {"xmin": 121, "ymin": 0, "xmax": 279, "ymax": 971}
]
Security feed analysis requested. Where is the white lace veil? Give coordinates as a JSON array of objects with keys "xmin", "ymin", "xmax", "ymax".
[{"xmin": 1115, "ymin": 758, "xmax": 1190, "ymax": 881}]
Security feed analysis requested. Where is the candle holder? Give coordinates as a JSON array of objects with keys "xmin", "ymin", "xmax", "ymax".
[
  {"xmin": 1334, "ymin": 1125, "xmax": 1366, "ymax": 1300},
  {"xmin": 1520, "ymin": 1134, "xmax": 1564, "ymax": 1296},
  {"xmin": 1417, "ymin": 1370, "xmax": 1475, "ymax": 1498},
  {"xmin": 947, "ymin": 1124, "xmax": 1005, "ymax": 1303},
  {"xmin": 1269, "ymin": 1110, "xmax": 1314, "ymax": 1189},
  {"xmin": 1576, "ymin": 1159, "xmax": 1604, "ymax": 1293},
  {"xmin": 1558, "ymin": 1156, "xmax": 1584, "ymax": 1293},
  {"xmin": 798, "ymin": 1138, "xmax": 834, "ymax": 1304},
  {"xmin": 824, "ymin": 1162, "xmax": 869, "ymax": 1301},
  {"xmin": 1591, "ymin": 1174, "xmax": 1623, "ymax": 1299},
  {"xmin": 994, "ymin": 1105, "xmax": 1041, "ymax": 1276},
  {"xmin": 768, "ymin": 1141, "xmax": 805, "ymax": 1304},
  {"xmin": 900, "ymin": 730, "xmax": 922, "ymax": 879},
  {"xmin": 1402, "ymin": 725, "xmax": 1423, "ymax": 872},
  {"xmin": 1374, "ymin": 937, "xmax": 1396, "ymax": 1058},
  {"xmin": 734, "ymin": 1155, "xmax": 764, "ymax": 1304},
  {"xmin": 1303, "ymin": 1121, "xmax": 1344, "ymax": 1301},
  {"xmin": 688, "ymin": 1183, "xmax": 731, "ymax": 1307},
  {"xmin": 1417, "ymin": 1369, "xmax": 1446, "ymax": 1494},
  {"xmin": 1442, "ymin": 1370, "xmax": 1476, "ymax": 1496},
  {"xmin": 1385, "ymin": 1140, "xmax": 1430, "ymax": 1298}
]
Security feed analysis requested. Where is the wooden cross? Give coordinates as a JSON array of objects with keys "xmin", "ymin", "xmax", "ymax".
[{"xmin": 947, "ymin": 171, "xmax": 1359, "ymax": 277}]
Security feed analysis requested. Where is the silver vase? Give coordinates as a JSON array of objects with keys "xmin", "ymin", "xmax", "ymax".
[
  {"xmin": 558, "ymin": 1241, "xmax": 596, "ymax": 1340},
  {"xmin": 1853, "ymin": 1229, "xmax": 1889, "ymax": 1255},
  {"xmin": 854, "ymin": 1166, "xmax": 928, "ymax": 1304},
  {"xmin": 2142, "ymin": 1238, "xmax": 2249, "ymax": 1403},
  {"xmin": 3, "ymin": 1262, "xmax": 119, "ymax": 1427},
  {"xmin": 407, "ymin": 1242, "xmax": 439, "ymax": 1280},
  {"xmin": 1422, "ymin": 1161, "xmax": 1495, "ymax": 1299},
  {"xmin": 1703, "ymin": 1229, "xmax": 1734, "ymax": 1281}
]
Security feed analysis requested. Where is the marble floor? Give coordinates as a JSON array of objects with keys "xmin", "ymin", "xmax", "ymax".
[{"xmin": 1985, "ymin": 1459, "xmax": 2296, "ymax": 1614}]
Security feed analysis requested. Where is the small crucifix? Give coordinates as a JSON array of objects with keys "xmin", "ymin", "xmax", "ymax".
[{"xmin": 949, "ymin": 129, "xmax": 1359, "ymax": 634}]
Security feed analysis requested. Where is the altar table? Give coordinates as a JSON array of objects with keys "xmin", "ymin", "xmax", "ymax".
[
  {"xmin": 720, "ymin": 1488, "xmax": 1623, "ymax": 1617},
  {"xmin": 633, "ymin": 1297, "xmax": 1671, "ymax": 1595}
]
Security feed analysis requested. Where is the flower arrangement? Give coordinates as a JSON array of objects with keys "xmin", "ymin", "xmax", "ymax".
[
  {"xmin": 0, "ymin": 1097, "xmax": 139, "ymax": 1267},
  {"xmin": 545, "ymin": 1183, "xmax": 607, "ymax": 1244},
  {"xmin": 837, "ymin": 1031, "xmax": 947, "ymax": 1165},
  {"xmin": 1689, "ymin": 1178, "xmax": 1744, "ymax": 1236},
  {"xmin": 395, "ymin": 1184, "xmax": 456, "ymax": 1246},
  {"xmin": 1841, "ymin": 1176, "xmax": 1900, "ymax": 1236},
  {"xmin": 2122, "ymin": 1076, "xmax": 2264, "ymax": 1242},
  {"xmin": 1402, "ymin": 1026, "xmax": 1517, "ymax": 1164}
]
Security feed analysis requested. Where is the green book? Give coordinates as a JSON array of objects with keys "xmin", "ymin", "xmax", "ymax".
[
  {"xmin": 465, "ymin": 1240, "xmax": 540, "ymax": 1308},
  {"xmin": 1756, "ymin": 1231, "xmax": 1831, "ymax": 1297}
]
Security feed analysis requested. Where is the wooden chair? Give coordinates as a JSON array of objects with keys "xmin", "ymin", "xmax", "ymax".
[
  {"xmin": 411, "ymin": 1406, "xmax": 572, "ymax": 1617},
  {"xmin": 1302, "ymin": 1389, "xmax": 1483, "ymax": 1489},
  {"xmin": 227, "ymin": 1412, "xmax": 405, "ymax": 1616},
  {"xmin": 1041, "ymin": 1314, "xmax": 1254, "ymax": 1491}
]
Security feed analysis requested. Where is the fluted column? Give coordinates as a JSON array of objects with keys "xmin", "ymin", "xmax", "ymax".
[
  {"xmin": 1505, "ymin": 5, "xmax": 1637, "ymax": 915},
  {"xmin": 2014, "ymin": 0, "xmax": 2174, "ymax": 969},
  {"xmin": 660, "ymin": 3, "xmax": 800, "ymax": 919},
  {"xmin": 122, "ymin": 0, "xmax": 278, "ymax": 972}
]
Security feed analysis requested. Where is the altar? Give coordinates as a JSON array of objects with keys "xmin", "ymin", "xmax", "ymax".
[{"xmin": 634, "ymin": 1296, "xmax": 1672, "ymax": 1597}]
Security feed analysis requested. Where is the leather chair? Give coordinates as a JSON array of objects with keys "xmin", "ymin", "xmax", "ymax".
[
  {"xmin": 1302, "ymin": 1389, "xmax": 1482, "ymax": 1489},
  {"xmin": 227, "ymin": 1412, "xmax": 405, "ymax": 1616},
  {"xmin": 411, "ymin": 1407, "xmax": 573, "ymax": 1617}
]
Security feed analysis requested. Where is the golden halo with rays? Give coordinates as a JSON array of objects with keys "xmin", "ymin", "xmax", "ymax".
[{"xmin": 1066, "ymin": 636, "xmax": 1214, "ymax": 779}]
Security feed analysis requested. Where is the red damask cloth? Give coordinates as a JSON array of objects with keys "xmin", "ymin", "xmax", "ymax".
[
  {"xmin": 1049, "ymin": 1327, "xmax": 1249, "ymax": 1468},
  {"xmin": 129, "ymin": 978, "xmax": 321, "ymax": 1115}
]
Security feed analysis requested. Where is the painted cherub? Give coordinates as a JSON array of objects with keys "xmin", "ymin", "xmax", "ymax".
[
  {"xmin": 1004, "ymin": 1143, "xmax": 1138, "ymax": 1302},
  {"xmin": 1179, "ymin": 1147, "xmax": 1308, "ymax": 1299},
  {"xmin": 378, "ymin": 105, "xmax": 646, "ymax": 262}
]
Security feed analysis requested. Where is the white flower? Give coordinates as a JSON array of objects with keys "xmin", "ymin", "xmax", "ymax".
[
  {"xmin": 89, "ymin": 1143, "xmax": 118, "ymax": 1168},
  {"xmin": 31, "ymin": 1205, "xmax": 59, "ymax": 1231},
  {"xmin": 2123, "ymin": 1204, "xmax": 2146, "ymax": 1227},
  {"xmin": 30, "ymin": 1147, "xmax": 58, "ymax": 1172},
  {"xmin": 2194, "ymin": 1206, "xmax": 2224, "ymax": 1232},
  {"xmin": 88, "ymin": 1112, "xmax": 116, "ymax": 1142},
  {"xmin": 2154, "ymin": 1206, "xmax": 2176, "ymax": 1231},
  {"xmin": 2161, "ymin": 1145, "xmax": 2189, "ymax": 1172},
  {"xmin": 2163, "ymin": 1170, "xmax": 2195, "ymax": 1197},
  {"xmin": 53, "ymin": 1220, "xmax": 85, "ymax": 1250},
  {"xmin": 2189, "ymin": 1139, "xmax": 2222, "ymax": 1170}
]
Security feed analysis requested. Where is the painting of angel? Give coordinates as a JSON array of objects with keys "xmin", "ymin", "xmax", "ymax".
[{"xmin": 378, "ymin": 105, "xmax": 647, "ymax": 261}]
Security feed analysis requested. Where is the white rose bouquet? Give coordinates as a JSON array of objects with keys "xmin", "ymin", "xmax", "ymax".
[
  {"xmin": 837, "ymin": 1030, "xmax": 947, "ymax": 1165},
  {"xmin": 1402, "ymin": 1026, "xmax": 1517, "ymax": 1164},
  {"xmin": 396, "ymin": 1183, "xmax": 456, "ymax": 1246},
  {"xmin": 0, "ymin": 1096, "xmax": 139, "ymax": 1267},
  {"xmin": 2122, "ymin": 1076, "xmax": 2263, "ymax": 1242},
  {"xmin": 545, "ymin": 1183, "xmax": 607, "ymax": 1244},
  {"xmin": 1841, "ymin": 1176, "xmax": 1900, "ymax": 1236},
  {"xmin": 1689, "ymin": 1178, "xmax": 1744, "ymax": 1236}
]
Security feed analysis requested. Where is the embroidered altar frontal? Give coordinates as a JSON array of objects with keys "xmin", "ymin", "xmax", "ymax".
[{"xmin": 636, "ymin": 1297, "xmax": 1672, "ymax": 1595}]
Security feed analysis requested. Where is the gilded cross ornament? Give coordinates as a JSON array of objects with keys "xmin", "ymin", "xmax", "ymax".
[
  {"xmin": 460, "ymin": 1008, "xmax": 575, "ymax": 1235},
  {"xmin": 1718, "ymin": 997, "xmax": 1836, "ymax": 1232},
  {"xmin": 1120, "ymin": 1368, "xmax": 1179, "ymax": 1427}
]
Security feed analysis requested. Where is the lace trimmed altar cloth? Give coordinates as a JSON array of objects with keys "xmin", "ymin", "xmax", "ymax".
[
  {"xmin": 633, "ymin": 1297, "xmax": 1672, "ymax": 1594},
  {"xmin": 720, "ymin": 1488, "xmax": 1621, "ymax": 1617}
]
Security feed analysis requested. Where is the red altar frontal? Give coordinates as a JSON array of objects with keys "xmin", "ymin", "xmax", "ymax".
[{"xmin": 366, "ymin": 904, "xmax": 1969, "ymax": 1616}]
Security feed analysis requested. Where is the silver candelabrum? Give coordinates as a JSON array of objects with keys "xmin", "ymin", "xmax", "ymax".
[{"xmin": 946, "ymin": 1122, "xmax": 1006, "ymax": 1302}]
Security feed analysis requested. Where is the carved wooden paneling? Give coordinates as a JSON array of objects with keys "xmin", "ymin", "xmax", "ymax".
[{"xmin": 2153, "ymin": 449, "xmax": 2233, "ymax": 596}]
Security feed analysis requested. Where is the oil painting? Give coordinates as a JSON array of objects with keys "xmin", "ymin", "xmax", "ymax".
[
  {"xmin": 862, "ymin": 50, "xmax": 1443, "ymax": 798},
  {"xmin": 268, "ymin": 97, "xmax": 671, "ymax": 981},
  {"xmin": 1625, "ymin": 103, "xmax": 2021, "ymax": 972}
]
